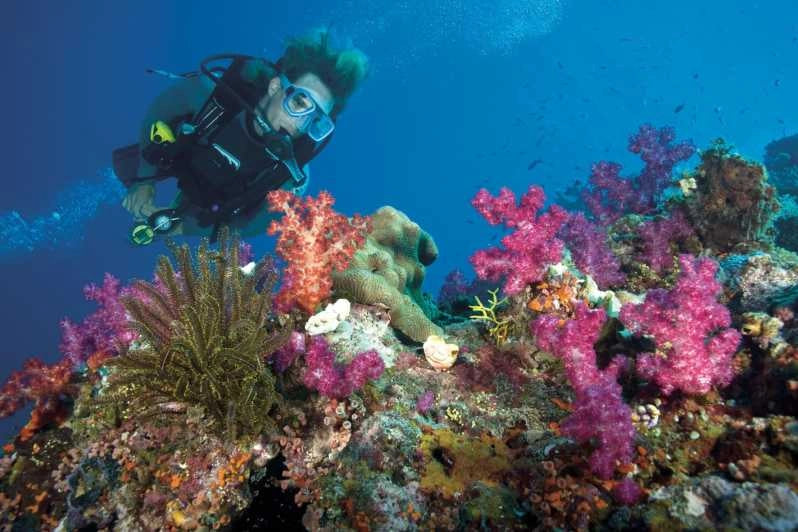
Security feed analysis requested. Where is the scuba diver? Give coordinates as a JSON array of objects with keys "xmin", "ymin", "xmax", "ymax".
[{"xmin": 113, "ymin": 29, "xmax": 369, "ymax": 244}]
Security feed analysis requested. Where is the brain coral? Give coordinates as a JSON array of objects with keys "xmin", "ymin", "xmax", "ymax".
[{"xmin": 332, "ymin": 206, "xmax": 443, "ymax": 342}]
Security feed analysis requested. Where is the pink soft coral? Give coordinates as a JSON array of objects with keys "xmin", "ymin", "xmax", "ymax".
[
  {"xmin": 583, "ymin": 125, "xmax": 695, "ymax": 224},
  {"xmin": 531, "ymin": 302, "xmax": 636, "ymax": 479},
  {"xmin": 619, "ymin": 254, "xmax": 741, "ymax": 395},
  {"xmin": 470, "ymin": 185, "xmax": 568, "ymax": 295},
  {"xmin": 302, "ymin": 336, "xmax": 384, "ymax": 398},
  {"xmin": 636, "ymin": 209, "xmax": 694, "ymax": 274},
  {"xmin": 558, "ymin": 212, "xmax": 625, "ymax": 289},
  {"xmin": 59, "ymin": 273, "xmax": 138, "ymax": 364},
  {"xmin": 267, "ymin": 190, "xmax": 370, "ymax": 313}
]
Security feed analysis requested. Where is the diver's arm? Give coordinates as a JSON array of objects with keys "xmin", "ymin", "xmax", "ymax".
[
  {"xmin": 124, "ymin": 75, "xmax": 215, "ymax": 220},
  {"xmin": 136, "ymin": 75, "xmax": 215, "ymax": 179}
]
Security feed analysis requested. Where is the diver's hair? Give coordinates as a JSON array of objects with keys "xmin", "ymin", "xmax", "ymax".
[{"xmin": 275, "ymin": 27, "xmax": 370, "ymax": 118}]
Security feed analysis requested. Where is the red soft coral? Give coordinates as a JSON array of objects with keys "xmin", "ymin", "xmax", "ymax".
[
  {"xmin": 470, "ymin": 185, "xmax": 568, "ymax": 295},
  {"xmin": 267, "ymin": 190, "xmax": 370, "ymax": 313},
  {"xmin": 0, "ymin": 357, "xmax": 75, "ymax": 441}
]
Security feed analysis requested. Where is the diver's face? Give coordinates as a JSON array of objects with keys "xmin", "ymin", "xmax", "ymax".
[{"xmin": 257, "ymin": 73, "xmax": 335, "ymax": 139}]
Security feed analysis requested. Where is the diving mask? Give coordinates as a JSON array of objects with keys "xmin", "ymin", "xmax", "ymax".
[{"xmin": 279, "ymin": 74, "xmax": 335, "ymax": 142}]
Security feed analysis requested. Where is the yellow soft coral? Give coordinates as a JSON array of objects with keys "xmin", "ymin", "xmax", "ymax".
[{"xmin": 418, "ymin": 428, "xmax": 512, "ymax": 499}]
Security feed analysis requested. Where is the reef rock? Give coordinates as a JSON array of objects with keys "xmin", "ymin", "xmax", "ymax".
[{"xmin": 644, "ymin": 475, "xmax": 798, "ymax": 531}]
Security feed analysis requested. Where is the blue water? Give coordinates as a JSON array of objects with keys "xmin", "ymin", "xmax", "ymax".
[{"xmin": 0, "ymin": 0, "xmax": 795, "ymax": 439}]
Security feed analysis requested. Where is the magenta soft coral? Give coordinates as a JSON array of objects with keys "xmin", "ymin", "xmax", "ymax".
[
  {"xmin": 619, "ymin": 254, "xmax": 741, "ymax": 395},
  {"xmin": 636, "ymin": 209, "xmax": 694, "ymax": 274},
  {"xmin": 629, "ymin": 124, "xmax": 695, "ymax": 206},
  {"xmin": 559, "ymin": 212, "xmax": 625, "ymax": 289},
  {"xmin": 59, "ymin": 273, "xmax": 138, "ymax": 364},
  {"xmin": 470, "ymin": 185, "xmax": 568, "ymax": 295},
  {"xmin": 531, "ymin": 302, "xmax": 636, "ymax": 480},
  {"xmin": 583, "ymin": 161, "xmax": 637, "ymax": 225},
  {"xmin": 1, "ymin": 273, "xmax": 137, "ymax": 440},
  {"xmin": 583, "ymin": 124, "xmax": 694, "ymax": 224},
  {"xmin": 302, "ymin": 336, "xmax": 384, "ymax": 398}
]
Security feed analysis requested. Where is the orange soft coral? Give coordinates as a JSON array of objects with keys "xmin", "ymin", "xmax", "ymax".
[
  {"xmin": 527, "ymin": 270, "xmax": 583, "ymax": 318},
  {"xmin": 267, "ymin": 190, "xmax": 370, "ymax": 313}
]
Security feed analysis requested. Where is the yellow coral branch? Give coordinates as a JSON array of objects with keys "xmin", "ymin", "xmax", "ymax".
[{"xmin": 468, "ymin": 289, "xmax": 511, "ymax": 345}]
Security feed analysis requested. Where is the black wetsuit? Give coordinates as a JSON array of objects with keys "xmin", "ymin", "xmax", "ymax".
[{"xmin": 126, "ymin": 69, "xmax": 310, "ymax": 238}]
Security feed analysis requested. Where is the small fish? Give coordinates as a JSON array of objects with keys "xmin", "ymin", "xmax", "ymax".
[
  {"xmin": 674, "ymin": 103, "xmax": 685, "ymax": 114},
  {"xmin": 692, "ymin": 73, "xmax": 699, "ymax": 80},
  {"xmin": 557, "ymin": 61, "xmax": 564, "ymax": 70},
  {"xmin": 774, "ymin": 79, "xmax": 781, "ymax": 87},
  {"xmin": 527, "ymin": 159, "xmax": 543, "ymax": 171}
]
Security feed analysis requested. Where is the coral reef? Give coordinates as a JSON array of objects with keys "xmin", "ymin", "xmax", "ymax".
[
  {"xmin": 644, "ymin": 475, "xmax": 798, "ymax": 530},
  {"xmin": 3, "ymin": 127, "xmax": 798, "ymax": 531}
]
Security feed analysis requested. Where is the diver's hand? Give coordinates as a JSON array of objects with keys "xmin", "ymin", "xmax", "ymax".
[{"xmin": 122, "ymin": 183, "xmax": 157, "ymax": 220}]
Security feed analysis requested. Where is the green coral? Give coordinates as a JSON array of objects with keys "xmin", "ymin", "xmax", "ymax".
[{"xmin": 101, "ymin": 229, "xmax": 290, "ymax": 438}]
